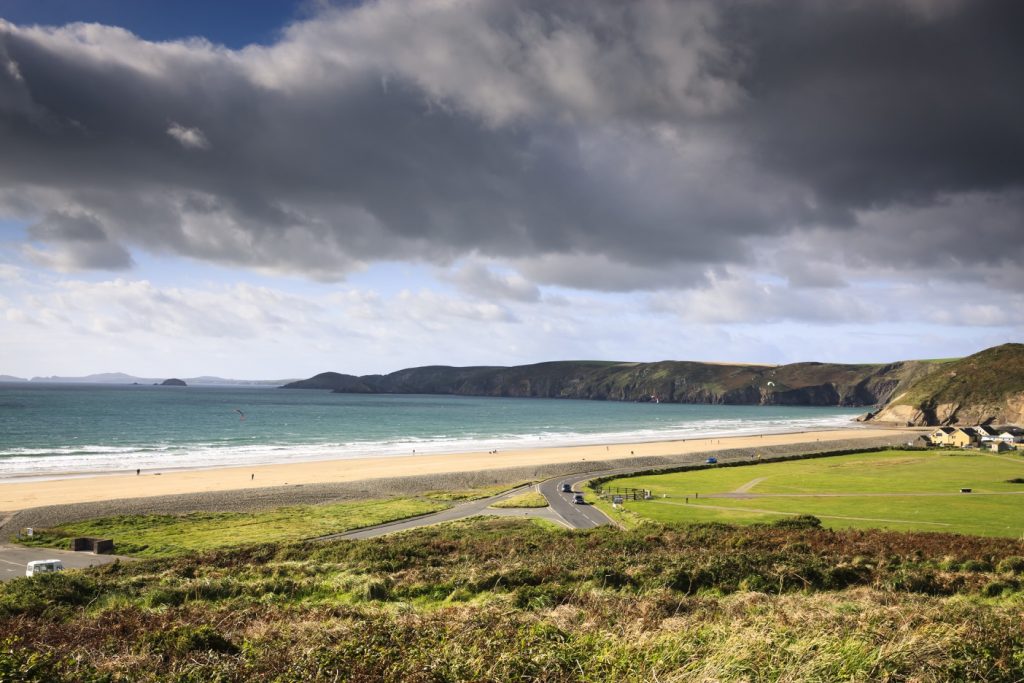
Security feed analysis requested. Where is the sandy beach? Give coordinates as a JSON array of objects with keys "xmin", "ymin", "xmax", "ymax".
[{"xmin": 0, "ymin": 427, "xmax": 917, "ymax": 513}]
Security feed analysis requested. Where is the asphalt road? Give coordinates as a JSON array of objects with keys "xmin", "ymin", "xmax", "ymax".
[
  {"xmin": 538, "ymin": 459, "xmax": 713, "ymax": 528},
  {"xmin": 539, "ymin": 474, "xmax": 614, "ymax": 529},
  {"xmin": 0, "ymin": 544, "xmax": 126, "ymax": 582},
  {"xmin": 326, "ymin": 458, "xmax": 711, "ymax": 540},
  {"xmin": 320, "ymin": 484, "xmax": 539, "ymax": 540}
]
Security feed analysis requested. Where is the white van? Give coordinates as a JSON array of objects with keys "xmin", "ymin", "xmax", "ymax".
[{"xmin": 26, "ymin": 560, "xmax": 64, "ymax": 577}]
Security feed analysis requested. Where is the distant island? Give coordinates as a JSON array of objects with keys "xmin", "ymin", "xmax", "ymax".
[
  {"xmin": 159, "ymin": 378, "xmax": 187, "ymax": 386},
  {"xmin": 24, "ymin": 373, "xmax": 296, "ymax": 386},
  {"xmin": 284, "ymin": 343, "xmax": 1024, "ymax": 427}
]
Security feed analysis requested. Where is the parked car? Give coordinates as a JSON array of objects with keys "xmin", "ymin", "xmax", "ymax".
[
  {"xmin": 705, "ymin": 457, "xmax": 718, "ymax": 464},
  {"xmin": 26, "ymin": 560, "xmax": 64, "ymax": 577},
  {"xmin": 561, "ymin": 483, "xmax": 572, "ymax": 493},
  {"xmin": 572, "ymin": 493, "xmax": 585, "ymax": 504}
]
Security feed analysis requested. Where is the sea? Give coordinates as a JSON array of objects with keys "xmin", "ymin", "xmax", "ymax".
[{"xmin": 0, "ymin": 383, "xmax": 867, "ymax": 481}]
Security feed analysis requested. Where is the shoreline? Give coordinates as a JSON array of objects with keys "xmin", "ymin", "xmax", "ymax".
[
  {"xmin": 0, "ymin": 426, "xmax": 919, "ymax": 513},
  {"xmin": 0, "ymin": 408, "xmax": 868, "ymax": 482},
  {"xmin": 0, "ymin": 422, "xmax": 868, "ymax": 484}
]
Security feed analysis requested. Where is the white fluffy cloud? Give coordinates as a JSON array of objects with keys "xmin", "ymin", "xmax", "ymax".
[{"xmin": 166, "ymin": 122, "xmax": 210, "ymax": 150}]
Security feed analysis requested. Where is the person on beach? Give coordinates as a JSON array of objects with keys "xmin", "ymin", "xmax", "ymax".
[
  {"xmin": 251, "ymin": 473, "xmax": 254, "ymax": 481},
  {"xmin": 136, "ymin": 469, "xmax": 140, "ymax": 476}
]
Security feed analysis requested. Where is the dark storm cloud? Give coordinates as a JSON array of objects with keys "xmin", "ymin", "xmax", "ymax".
[
  {"xmin": 0, "ymin": 0, "xmax": 1022, "ymax": 287},
  {"xmin": 723, "ymin": 0, "xmax": 1024, "ymax": 210},
  {"xmin": 26, "ymin": 210, "xmax": 133, "ymax": 270}
]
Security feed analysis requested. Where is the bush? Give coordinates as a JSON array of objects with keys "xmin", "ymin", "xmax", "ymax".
[
  {"xmin": 771, "ymin": 515, "xmax": 823, "ymax": 530},
  {"xmin": 591, "ymin": 566, "xmax": 632, "ymax": 589},
  {"xmin": 997, "ymin": 556, "xmax": 1024, "ymax": 574},
  {"xmin": 961, "ymin": 559, "xmax": 994, "ymax": 573},
  {"xmin": 144, "ymin": 625, "xmax": 239, "ymax": 658},
  {"xmin": 0, "ymin": 574, "xmax": 102, "ymax": 617},
  {"xmin": 982, "ymin": 580, "xmax": 1016, "ymax": 598},
  {"xmin": 0, "ymin": 637, "xmax": 107, "ymax": 682}
]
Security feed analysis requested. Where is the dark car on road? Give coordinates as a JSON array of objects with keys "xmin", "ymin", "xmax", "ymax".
[
  {"xmin": 561, "ymin": 483, "xmax": 572, "ymax": 493},
  {"xmin": 572, "ymin": 493, "xmax": 585, "ymax": 504},
  {"xmin": 706, "ymin": 457, "xmax": 718, "ymax": 464}
]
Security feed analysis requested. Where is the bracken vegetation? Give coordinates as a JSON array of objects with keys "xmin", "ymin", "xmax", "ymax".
[{"xmin": 3, "ymin": 517, "xmax": 1024, "ymax": 681}]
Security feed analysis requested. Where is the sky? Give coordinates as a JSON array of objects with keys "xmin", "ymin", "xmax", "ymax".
[{"xmin": 0, "ymin": 0, "xmax": 1022, "ymax": 380}]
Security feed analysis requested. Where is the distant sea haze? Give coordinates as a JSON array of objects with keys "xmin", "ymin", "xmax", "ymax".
[{"xmin": 0, "ymin": 383, "xmax": 865, "ymax": 481}]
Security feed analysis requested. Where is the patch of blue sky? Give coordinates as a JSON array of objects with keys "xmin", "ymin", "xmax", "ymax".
[
  {"xmin": 123, "ymin": 252, "xmax": 442, "ymax": 301},
  {"xmin": 345, "ymin": 260, "xmax": 444, "ymax": 296},
  {"xmin": 0, "ymin": 0, "xmax": 323, "ymax": 49},
  {"xmin": 0, "ymin": 219, "xmax": 28, "ymax": 239}
]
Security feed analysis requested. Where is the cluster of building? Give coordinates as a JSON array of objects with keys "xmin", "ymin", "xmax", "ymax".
[{"xmin": 920, "ymin": 425, "xmax": 1024, "ymax": 452}]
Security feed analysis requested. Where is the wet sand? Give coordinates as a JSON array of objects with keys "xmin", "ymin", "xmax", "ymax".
[{"xmin": 0, "ymin": 427, "xmax": 917, "ymax": 513}]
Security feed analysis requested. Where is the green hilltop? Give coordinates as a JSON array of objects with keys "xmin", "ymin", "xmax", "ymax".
[
  {"xmin": 285, "ymin": 343, "xmax": 1024, "ymax": 424},
  {"xmin": 285, "ymin": 357, "xmax": 937, "ymax": 408},
  {"xmin": 870, "ymin": 343, "xmax": 1024, "ymax": 425}
]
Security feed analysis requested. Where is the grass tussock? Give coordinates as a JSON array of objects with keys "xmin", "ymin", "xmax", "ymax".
[{"xmin": 2, "ymin": 518, "xmax": 1024, "ymax": 681}]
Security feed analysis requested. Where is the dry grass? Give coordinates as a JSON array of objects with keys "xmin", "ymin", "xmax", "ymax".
[{"xmin": 2, "ymin": 518, "xmax": 1023, "ymax": 681}]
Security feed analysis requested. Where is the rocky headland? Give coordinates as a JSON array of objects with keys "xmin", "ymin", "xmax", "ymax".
[{"xmin": 283, "ymin": 344, "xmax": 1024, "ymax": 426}]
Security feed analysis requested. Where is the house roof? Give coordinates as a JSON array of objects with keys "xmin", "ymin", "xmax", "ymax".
[
  {"xmin": 974, "ymin": 425, "xmax": 999, "ymax": 436},
  {"xmin": 933, "ymin": 427, "xmax": 956, "ymax": 434}
]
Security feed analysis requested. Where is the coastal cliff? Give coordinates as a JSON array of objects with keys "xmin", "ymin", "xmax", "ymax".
[
  {"xmin": 867, "ymin": 343, "xmax": 1024, "ymax": 426},
  {"xmin": 283, "ymin": 357, "xmax": 937, "ymax": 408}
]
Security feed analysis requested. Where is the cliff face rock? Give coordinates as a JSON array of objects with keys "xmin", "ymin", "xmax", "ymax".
[
  {"xmin": 283, "ymin": 356, "xmax": 935, "ymax": 408},
  {"xmin": 282, "ymin": 345, "xmax": 1024, "ymax": 417},
  {"xmin": 868, "ymin": 344, "xmax": 1024, "ymax": 426}
]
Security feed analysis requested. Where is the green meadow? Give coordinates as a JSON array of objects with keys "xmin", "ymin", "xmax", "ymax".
[
  {"xmin": 598, "ymin": 450, "xmax": 1024, "ymax": 537},
  {"xmin": 18, "ymin": 498, "xmax": 448, "ymax": 558}
]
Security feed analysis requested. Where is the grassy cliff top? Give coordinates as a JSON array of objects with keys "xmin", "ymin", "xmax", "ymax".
[{"xmin": 889, "ymin": 343, "xmax": 1024, "ymax": 408}]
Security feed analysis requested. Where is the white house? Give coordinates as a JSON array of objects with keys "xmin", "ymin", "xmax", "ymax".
[
  {"xmin": 974, "ymin": 425, "xmax": 1001, "ymax": 441},
  {"xmin": 998, "ymin": 430, "xmax": 1024, "ymax": 444}
]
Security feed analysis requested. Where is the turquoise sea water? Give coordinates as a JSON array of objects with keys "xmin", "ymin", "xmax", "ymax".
[{"xmin": 0, "ymin": 383, "xmax": 866, "ymax": 480}]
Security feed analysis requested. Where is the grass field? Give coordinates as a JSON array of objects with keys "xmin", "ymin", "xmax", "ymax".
[
  {"xmin": 490, "ymin": 491, "xmax": 548, "ymax": 508},
  {"xmin": 18, "ymin": 498, "xmax": 449, "ymax": 558},
  {"xmin": 597, "ymin": 450, "xmax": 1024, "ymax": 537}
]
